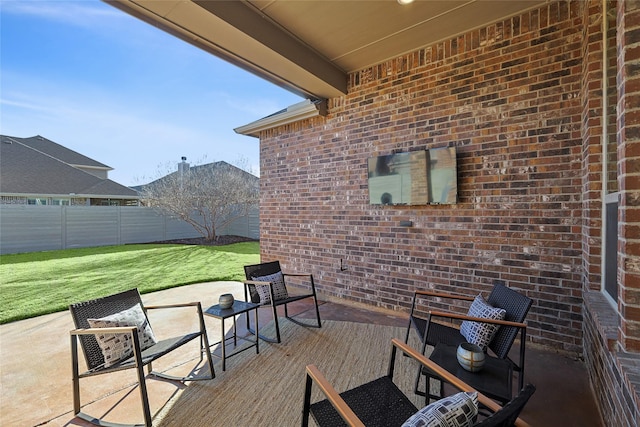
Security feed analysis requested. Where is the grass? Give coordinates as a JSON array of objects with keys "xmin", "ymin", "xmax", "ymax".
[{"xmin": 0, "ymin": 242, "xmax": 260, "ymax": 324}]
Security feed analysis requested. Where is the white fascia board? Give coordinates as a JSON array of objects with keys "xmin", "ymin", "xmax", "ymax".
[{"xmin": 234, "ymin": 99, "xmax": 326, "ymax": 138}]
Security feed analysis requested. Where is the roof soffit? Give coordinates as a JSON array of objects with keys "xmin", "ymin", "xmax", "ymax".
[
  {"xmin": 108, "ymin": 0, "xmax": 550, "ymax": 100},
  {"xmin": 108, "ymin": 0, "xmax": 347, "ymax": 99}
]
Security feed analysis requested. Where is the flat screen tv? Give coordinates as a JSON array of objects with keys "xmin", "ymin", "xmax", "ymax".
[{"xmin": 367, "ymin": 147, "xmax": 457, "ymax": 205}]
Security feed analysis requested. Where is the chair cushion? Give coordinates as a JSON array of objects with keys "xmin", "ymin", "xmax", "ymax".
[
  {"xmin": 88, "ymin": 303, "xmax": 157, "ymax": 368},
  {"xmin": 460, "ymin": 294, "xmax": 506, "ymax": 350},
  {"xmin": 402, "ymin": 391, "xmax": 478, "ymax": 427},
  {"xmin": 252, "ymin": 271, "xmax": 289, "ymax": 304}
]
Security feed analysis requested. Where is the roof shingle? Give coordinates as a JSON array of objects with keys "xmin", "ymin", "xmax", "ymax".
[{"xmin": 0, "ymin": 135, "xmax": 137, "ymax": 198}]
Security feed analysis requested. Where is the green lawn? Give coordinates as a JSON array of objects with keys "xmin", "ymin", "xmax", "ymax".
[{"xmin": 0, "ymin": 242, "xmax": 259, "ymax": 324}]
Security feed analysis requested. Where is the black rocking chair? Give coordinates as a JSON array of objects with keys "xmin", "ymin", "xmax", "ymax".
[
  {"xmin": 405, "ymin": 282, "xmax": 532, "ymax": 403},
  {"xmin": 302, "ymin": 338, "xmax": 535, "ymax": 427},
  {"xmin": 244, "ymin": 260, "xmax": 321, "ymax": 343},
  {"xmin": 69, "ymin": 288, "xmax": 214, "ymax": 427}
]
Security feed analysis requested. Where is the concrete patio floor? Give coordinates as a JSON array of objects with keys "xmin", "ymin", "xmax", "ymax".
[{"xmin": 0, "ymin": 282, "xmax": 603, "ymax": 426}]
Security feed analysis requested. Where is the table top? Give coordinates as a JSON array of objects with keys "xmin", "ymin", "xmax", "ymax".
[
  {"xmin": 204, "ymin": 300, "xmax": 259, "ymax": 318},
  {"xmin": 429, "ymin": 342, "xmax": 513, "ymax": 402}
]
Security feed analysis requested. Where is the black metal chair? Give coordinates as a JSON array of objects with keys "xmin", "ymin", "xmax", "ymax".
[
  {"xmin": 69, "ymin": 288, "xmax": 214, "ymax": 427},
  {"xmin": 404, "ymin": 282, "xmax": 532, "ymax": 403},
  {"xmin": 302, "ymin": 338, "xmax": 535, "ymax": 427},
  {"xmin": 244, "ymin": 260, "xmax": 321, "ymax": 343}
]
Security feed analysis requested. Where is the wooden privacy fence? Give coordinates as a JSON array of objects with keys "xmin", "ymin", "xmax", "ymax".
[{"xmin": 0, "ymin": 205, "xmax": 259, "ymax": 255}]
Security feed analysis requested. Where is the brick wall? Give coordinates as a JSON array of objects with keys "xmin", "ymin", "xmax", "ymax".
[
  {"xmin": 255, "ymin": 0, "xmax": 640, "ymax": 421},
  {"xmin": 584, "ymin": 291, "xmax": 639, "ymax": 426},
  {"xmin": 259, "ymin": 1, "xmax": 585, "ymax": 353},
  {"xmin": 583, "ymin": 1, "xmax": 640, "ymax": 426},
  {"xmin": 617, "ymin": 0, "xmax": 640, "ymax": 353}
]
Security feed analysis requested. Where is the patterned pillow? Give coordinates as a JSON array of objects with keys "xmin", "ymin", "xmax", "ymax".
[
  {"xmin": 460, "ymin": 294, "xmax": 506, "ymax": 350},
  {"xmin": 402, "ymin": 391, "xmax": 478, "ymax": 427},
  {"xmin": 88, "ymin": 303, "xmax": 157, "ymax": 368},
  {"xmin": 252, "ymin": 271, "xmax": 289, "ymax": 304}
]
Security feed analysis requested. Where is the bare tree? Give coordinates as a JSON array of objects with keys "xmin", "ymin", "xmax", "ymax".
[{"xmin": 140, "ymin": 158, "xmax": 259, "ymax": 242}]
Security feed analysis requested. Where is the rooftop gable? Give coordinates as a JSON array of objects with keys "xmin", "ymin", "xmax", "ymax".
[
  {"xmin": 133, "ymin": 160, "xmax": 258, "ymax": 192},
  {"xmin": 0, "ymin": 135, "xmax": 137, "ymax": 198},
  {"xmin": 10, "ymin": 135, "xmax": 112, "ymax": 171}
]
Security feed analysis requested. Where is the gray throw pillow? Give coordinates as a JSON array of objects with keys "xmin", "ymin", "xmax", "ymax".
[
  {"xmin": 252, "ymin": 271, "xmax": 289, "ymax": 304},
  {"xmin": 402, "ymin": 391, "xmax": 478, "ymax": 427},
  {"xmin": 460, "ymin": 294, "xmax": 506, "ymax": 350}
]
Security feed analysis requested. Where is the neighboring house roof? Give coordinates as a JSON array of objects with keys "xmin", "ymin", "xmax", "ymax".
[
  {"xmin": 132, "ymin": 160, "xmax": 258, "ymax": 192},
  {"xmin": 0, "ymin": 135, "xmax": 138, "ymax": 198},
  {"xmin": 14, "ymin": 135, "xmax": 112, "ymax": 171}
]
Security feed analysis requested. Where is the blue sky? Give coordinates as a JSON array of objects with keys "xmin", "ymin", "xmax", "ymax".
[{"xmin": 0, "ymin": 0, "xmax": 302, "ymax": 185}]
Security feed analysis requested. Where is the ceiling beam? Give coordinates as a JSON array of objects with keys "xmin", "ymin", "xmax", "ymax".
[{"xmin": 193, "ymin": 1, "xmax": 347, "ymax": 97}]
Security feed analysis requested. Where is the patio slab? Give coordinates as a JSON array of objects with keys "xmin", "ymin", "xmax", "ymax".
[{"xmin": 0, "ymin": 282, "xmax": 603, "ymax": 426}]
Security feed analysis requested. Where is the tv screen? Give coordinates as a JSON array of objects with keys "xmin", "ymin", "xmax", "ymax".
[
  {"xmin": 367, "ymin": 147, "xmax": 457, "ymax": 205},
  {"xmin": 428, "ymin": 147, "xmax": 457, "ymax": 204}
]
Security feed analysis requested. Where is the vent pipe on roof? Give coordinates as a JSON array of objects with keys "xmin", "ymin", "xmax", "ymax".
[
  {"xmin": 178, "ymin": 157, "xmax": 190, "ymax": 189},
  {"xmin": 178, "ymin": 157, "xmax": 190, "ymax": 175}
]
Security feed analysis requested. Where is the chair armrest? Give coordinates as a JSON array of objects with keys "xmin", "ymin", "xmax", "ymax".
[
  {"xmin": 144, "ymin": 302, "xmax": 208, "ymax": 334},
  {"xmin": 144, "ymin": 301, "xmax": 200, "ymax": 310},
  {"xmin": 428, "ymin": 310, "xmax": 527, "ymax": 329},
  {"xmin": 305, "ymin": 365, "xmax": 365, "ymax": 427},
  {"xmin": 283, "ymin": 272, "xmax": 318, "ymax": 295},
  {"xmin": 283, "ymin": 272, "xmax": 312, "ymax": 277}
]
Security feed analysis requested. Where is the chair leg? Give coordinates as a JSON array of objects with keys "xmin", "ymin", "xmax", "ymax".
[
  {"xmin": 201, "ymin": 328, "xmax": 215, "ymax": 379},
  {"xmin": 425, "ymin": 372, "xmax": 431, "ymax": 405},
  {"xmin": 309, "ymin": 277, "xmax": 322, "ymax": 328},
  {"xmin": 404, "ymin": 318, "xmax": 412, "ymax": 345},
  {"xmin": 283, "ymin": 297, "xmax": 322, "ymax": 329},
  {"xmin": 518, "ymin": 328, "xmax": 526, "ymax": 391},
  {"xmin": 415, "ymin": 369, "xmax": 442, "ymax": 405},
  {"xmin": 302, "ymin": 372, "xmax": 313, "ymax": 427},
  {"xmin": 273, "ymin": 304, "xmax": 282, "ymax": 343},
  {"xmin": 414, "ymin": 364, "xmax": 424, "ymax": 397},
  {"xmin": 249, "ymin": 294, "xmax": 322, "ymax": 344},
  {"xmin": 246, "ymin": 304, "xmax": 282, "ymax": 343},
  {"xmin": 198, "ymin": 303, "xmax": 215, "ymax": 379},
  {"xmin": 146, "ymin": 306, "xmax": 214, "ymax": 382},
  {"xmin": 312, "ymin": 295, "xmax": 322, "ymax": 328},
  {"xmin": 134, "ymin": 356, "xmax": 153, "ymax": 427},
  {"xmin": 283, "ymin": 274, "xmax": 322, "ymax": 330},
  {"xmin": 130, "ymin": 337, "xmax": 153, "ymax": 427},
  {"xmin": 71, "ymin": 335, "xmax": 81, "ymax": 416},
  {"xmin": 72, "ymin": 348, "xmax": 153, "ymax": 426}
]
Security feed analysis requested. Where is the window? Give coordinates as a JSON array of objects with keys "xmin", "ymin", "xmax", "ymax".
[
  {"xmin": 601, "ymin": 6, "xmax": 619, "ymax": 307},
  {"xmin": 604, "ymin": 193, "xmax": 618, "ymax": 302},
  {"xmin": 27, "ymin": 198, "xmax": 48, "ymax": 205},
  {"xmin": 51, "ymin": 199, "xmax": 70, "ymax": 206}
]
